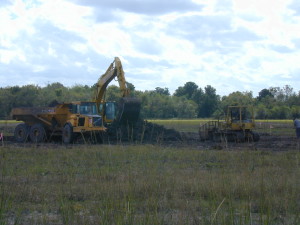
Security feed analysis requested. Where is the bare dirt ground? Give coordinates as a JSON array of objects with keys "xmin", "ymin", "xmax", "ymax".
[
  {"xmin": 2, "ymin": 130, "xmax": 299, "ymax": 152},
  {"xmin": 1, "ymin": 121, "xmax": 299, "ymax": 151},
  {"xmin": 195, "ymin": 134, "xmax": 299, "ymax": 151}
]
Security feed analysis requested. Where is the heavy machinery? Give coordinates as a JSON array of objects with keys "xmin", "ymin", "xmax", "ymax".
[
  {"xmin": 199, "ymin": 105, "xmax": 260, "ymax": 142},
  {"xmin": 12, "ymin": 101, "xmax": 105, "ymax": 143},
  {"xmin": 94, "ymin": 57, "xmax": 141, "ymax": 125},
  {"xmin": 11, "ymin": 57, "xmax": 141, "ymax": 144}
]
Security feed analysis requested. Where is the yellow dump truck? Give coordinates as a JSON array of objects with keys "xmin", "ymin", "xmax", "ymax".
[
  {"xmin": 11, "ymin": 57, "xmax": 141, "ymax": 144},
  {"xmin": 12, "ymin": 101, "xmax": 107, "ymax": 143}
]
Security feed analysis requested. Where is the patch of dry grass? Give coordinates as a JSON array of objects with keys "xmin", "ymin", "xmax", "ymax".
[{"xmin": 0, "ymin": 145, "xmax": 300, "ymax": 224}]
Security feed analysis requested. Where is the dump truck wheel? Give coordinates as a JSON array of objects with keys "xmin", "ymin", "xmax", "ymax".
[
  {"xmin": 251, "ymin": 131, "xmax": 260, "ymax": 142},
  {"xmin": 14, "ymin": 123, "xmax": 30, "ymax": 143},
  {"xmin": 63, "ymin": 123, "xmax": 73, "ymax": 144},
  {"xmin": 29, "ymin": 124, "xmax": 46, "ymax": 143}
]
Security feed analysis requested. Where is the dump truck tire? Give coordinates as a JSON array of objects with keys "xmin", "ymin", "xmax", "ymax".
[
  {"xmin": 29, "ymin": 123, "xmax": 46, "ymax": 143},
  {"xmin": 63, "ymin": 123, "xmax": 73, "ymax": 144},
  {"xmin": 252, "ymin": 131, "xmax": 260, "ymax": 142},
  {"xmin": 14, "ymin": 123, "xmax": 30, "ymax": 143}
]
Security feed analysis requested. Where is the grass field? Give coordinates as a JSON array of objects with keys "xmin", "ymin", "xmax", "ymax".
[
  {"xmin": 1, "ymin": 144, "xmax": 300, "ymax": 225},
  {"xmin": 0, "ymin": 119, "xmax": 299, "ymax": 224},
  {"xmin": 149, "ymin": 119, "xmax": 295, "ymax": 136}
]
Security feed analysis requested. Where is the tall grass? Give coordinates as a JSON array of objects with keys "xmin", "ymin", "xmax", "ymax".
[{"xmin": 0, "ymin": 145, "xmax": 299, "ymax": 224}]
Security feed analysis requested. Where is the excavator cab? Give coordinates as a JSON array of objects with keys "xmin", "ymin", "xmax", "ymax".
[
  {"xmin": 99, "ymin": 102, "xmax": 117, "ymax": 123},
  {"xmin": 99, "ymin": 99, "xmax": 141, "ymax": 125}
]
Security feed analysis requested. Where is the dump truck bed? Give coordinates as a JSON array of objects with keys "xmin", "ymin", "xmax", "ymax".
[{"xmin": 11, "ymin": 107, "xmax": 56, "ymax": 127}]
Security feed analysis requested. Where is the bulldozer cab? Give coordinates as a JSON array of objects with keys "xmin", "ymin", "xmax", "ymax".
[{"xmin": 226, "ymin": 106, "xmax": 255, "ymax": 131}]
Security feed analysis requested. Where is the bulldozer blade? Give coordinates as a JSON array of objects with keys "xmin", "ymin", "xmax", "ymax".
[{"xmin": 117, "ymin": 97, "xmax": 141, "ymax": 124}]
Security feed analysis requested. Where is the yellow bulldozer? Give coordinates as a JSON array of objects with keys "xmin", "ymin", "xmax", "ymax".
[
  {"xmin": 199, "ymin": 105, "xmax": 260, "ymax": 142},
  {"xmin": 11, "ymin": 57, "xmax": 141, "ymax": 144}
]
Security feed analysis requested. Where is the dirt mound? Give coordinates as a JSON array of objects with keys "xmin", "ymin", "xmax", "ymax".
[
  {"xmin": 104, "ymin": 120, "xmax": 184, "ymax": 144},
  {"xmin": 3, "ymin": 120, "xmax": 299, "ymax": 151}
]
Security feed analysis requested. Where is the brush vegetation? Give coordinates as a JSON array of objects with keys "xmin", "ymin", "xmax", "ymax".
[
  {"xmin": 1, "ymin": 82, "xmax": 300, "ymax": 121},
  {"xmin": 0, "ymin": 144, "xmax": 300, "ymax": 225}
]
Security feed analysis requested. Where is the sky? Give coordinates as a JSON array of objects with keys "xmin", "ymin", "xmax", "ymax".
[{"xmin": 0, "ymin": 0, "xmax": 300, "ymax": 96}]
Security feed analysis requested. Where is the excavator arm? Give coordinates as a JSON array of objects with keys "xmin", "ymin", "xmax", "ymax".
[
  {"xmin": 94, "ymin": 57, "xmax": 141, "ymax": 124},
  {"xmin": 95, "ymin": 57, "xmax": 129, "ymax": 107}
]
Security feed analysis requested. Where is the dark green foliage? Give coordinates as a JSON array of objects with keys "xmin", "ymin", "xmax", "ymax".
[
  {"xmin": 154, "ymin": 87, "xmax": 170, "ymax": 96},
  {"xmin": 255, "ymin": 85, "xmax": 300, "ymax": 119},
  {"xmin": 197, "ymin": 85, "xmax": 220, "ymax": 118},
  {"xmin": 0, "ymin": 83, "xmax": 93, "ymax": 119},
  {"xmin": 174, "ymin": 81, "xmax": 198, "ymax": 99},
  {"xmin": 1, "ymin": 82, "xmax": 300, "ymax": 119},
  {"xmin": 257, "ymin": 88, "xmax": 274, "ymax": 101},
  {"xmin": 174, "ymin": 82, "xmax": 220, "ymax": 118}
]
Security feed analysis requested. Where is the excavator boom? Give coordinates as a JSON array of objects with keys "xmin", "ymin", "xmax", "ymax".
[{"xmin": 94, "ymin": 57, "xmax": 141, "ymax": 124}]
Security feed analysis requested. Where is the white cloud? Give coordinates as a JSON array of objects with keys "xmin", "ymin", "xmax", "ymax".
[
  {"xmin": 0, "ymin": 48, "xmax": 26, "ymax": 64},
  {"xmin": 0, "ymin": 0, "xmax": 300, "ymax": 96}
]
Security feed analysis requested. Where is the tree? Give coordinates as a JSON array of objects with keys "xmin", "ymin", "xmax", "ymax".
[
  {"xmin": 291, "ymin": 105, "xmax": 300, "ymax": 118},
  {"xmin": 139, "ymin": 92, "xmax": 176, "ymax": 118},
  {"xmin": 174, "ymin": 82, "xmax": 198, "ymax": 99},
  {"xmin": 173, "ymin": 96, "xmax": 197, "ymax": 118},
  {"xmin": 154, "ymin": 87, "xmax": 170, "ymax": 96},
  {"xmin": 41, "ymin": 82, "xmax": 69, "ymax": 105},
  {"xmin": 1, "ymin": 81, "xmax": 300, "ymax": 120},
  {"xmin": 197, "ymin": 85, "xmax": 220, "ymax": 118},
  {"xmin": 287, "ymin": 91, "xmax": 300, "ymax": 107},
  {"xmin": 255, "ymin": 103, "xmax": 268, "ymax": 119},
  {"xmin": 268, "ymin": 85, "xmax": 294, "ymax": 102},
  {"xmin": 268, "ymin": 105, "xmax": 291, "ymax": 119},
  {"xmin": 105, "ymin": 85, "xmax": 121, "ymax": 101},
  {"xmin": 221, "ymin": 91, "xmax": 254, "ymax": 112},
  {"xmin": 126, "ymin": 81, "xmax": 136, "ymax": 94},
  {"xmin": 257, "ymin": 88, "xmax": 274, "ymax": 101},
  {"xmin": 13, "ymin": 85, "xmax": 41, "ymax": 107}
]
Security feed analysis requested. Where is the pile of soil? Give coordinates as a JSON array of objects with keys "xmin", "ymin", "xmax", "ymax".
[{"xmin": 104, "ymin": 120, "xmax": 184, "ymax": 144}]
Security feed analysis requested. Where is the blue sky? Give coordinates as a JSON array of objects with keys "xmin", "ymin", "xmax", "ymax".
[{"xmin": 0, "ymin": 0, "xmax": 300, "ymax": 96}]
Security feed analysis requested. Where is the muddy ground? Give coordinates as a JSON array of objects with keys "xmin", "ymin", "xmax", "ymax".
[
  {"xmin": 1, "ymin": 121, "xmax": 299, "ymax": 151},
  {"xmin": 195, "ymin": 134, "xmax": 299, "ymax": 151}
]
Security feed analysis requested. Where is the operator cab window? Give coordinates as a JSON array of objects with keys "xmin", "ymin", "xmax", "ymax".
[
  {"xmin": 79, "ymin": 102, "xmax": 97, "ymax": 115},
  {"xmin": 105, "ymin": 102, "xmax": 116, "ymax": 120},
  {"xmin": 231, "ymin": 109, "xmax": 240, "ymax": 122}
]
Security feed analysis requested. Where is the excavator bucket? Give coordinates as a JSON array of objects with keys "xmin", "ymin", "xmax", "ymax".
[{"xmin": 117, "ymin": 97, "xmax": 141, "ymax": 124}]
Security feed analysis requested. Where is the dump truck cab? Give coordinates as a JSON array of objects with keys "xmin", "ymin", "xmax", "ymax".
[{"xmin": 60, "ymin": 101, "xmax": 104, "ymax": 130}]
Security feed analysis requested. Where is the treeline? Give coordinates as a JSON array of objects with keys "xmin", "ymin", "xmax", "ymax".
[{"xmin": 1, "ymin": 82, "xmax": 300, "ymax": 119}]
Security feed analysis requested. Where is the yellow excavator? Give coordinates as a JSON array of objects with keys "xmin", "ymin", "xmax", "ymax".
[
  {"xmin": 94, "ymin": 57, "xmax": 141, "ymax": 125},
  {"xmin": 11, "ymin": 57, "xmax": 141, "ymax": 144}
]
